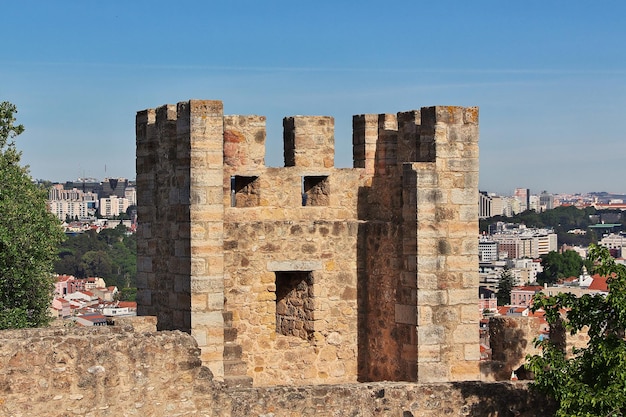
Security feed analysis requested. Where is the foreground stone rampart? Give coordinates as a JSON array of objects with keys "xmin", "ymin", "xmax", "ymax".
[{"xmin": 0, "ymin": 323, "xmax": 556, "ymax": 416}]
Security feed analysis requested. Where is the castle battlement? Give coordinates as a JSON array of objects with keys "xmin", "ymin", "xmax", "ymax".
[{"xmin": 136, "ymin": 99, "xmax": 479, "ymax": 387}]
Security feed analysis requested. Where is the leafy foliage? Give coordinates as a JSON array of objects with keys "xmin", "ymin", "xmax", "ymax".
[
  {"xmin": 0, "ymin": 102, "xmax": 65, "ymax": 329},
  {"xmin": 496, "ymin": 268, "xmax": 515, "ymax": 306},
  {"xmin": 528, "ymin": 245, "xmax": 626, "ymax": 417},
  {"xmin": 537, "ymin": 250, "xmax": 592, "ymax": 285},
  {"xmin": 54, "ymin": 223, "xmax": 136, "ymax": 296}
]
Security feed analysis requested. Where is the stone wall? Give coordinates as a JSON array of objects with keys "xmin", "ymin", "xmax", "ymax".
[
  {"xmin": 0, "ymin": 324, "xmax": 556, "ymax": 417},
  {"xmin": 136, "ymin": 100, "xmax": 480, "ymax": 386},
  {"xmin": 483, "ymin": 315, "xmax": 588, "ymax": 381},
  {"xmin": 483, "ymin": 316, "xmax": 546, "ymax": 381}
]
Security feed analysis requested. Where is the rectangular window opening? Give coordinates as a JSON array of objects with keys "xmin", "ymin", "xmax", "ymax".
[
  {"xmin": 302, "ymin": 176, "xmax": 329, "ymax": 207},
  {"xmin": 231, "ymin": 175, "xmax": 260, "ymax": 207},
  {"xmin": 275, "ymin": 271, "xmax": 314, "ymax": 341}
]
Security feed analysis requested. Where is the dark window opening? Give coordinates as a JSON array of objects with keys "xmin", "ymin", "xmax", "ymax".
[
  {"xmin": 302, "ymin": 176, "xmax": 329, "ymax": 207},
  {"xmin": 231, "ymin": 176, "xmax": 259, "ymax": 207},
  {"xmin": 275, "ymin": 271, "xmax": 314, "ymax": 341}
]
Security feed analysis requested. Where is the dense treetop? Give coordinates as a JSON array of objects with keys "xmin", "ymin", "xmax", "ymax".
[{"xmin": 55, "ymin": 223, "xmax": 136, "ymax": 300}]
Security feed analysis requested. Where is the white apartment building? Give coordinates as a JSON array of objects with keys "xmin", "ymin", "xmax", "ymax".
[
  {"xmin": 599, "ymin": 233, "xmax": 626, "ymax": 257},
  {"xmin": 479, "ymin": 192, "xmax": 506, "ymax": 219},
  {"xmin": 478, "ymin": 238, "xmax": 499, "ymax": 262},
  {"xmin": 48, "ymin": 185, "xmax": 98, "ymax": 220},
  {"xmin": 124, "ymin": 187, "xmax": 137, "ymax": 206},
  {"xmin": 506, "ymin": 258, "xmax": 543, "ymax": 284},
  {"xmin": 99, "ymin": 195, "xmax": 130, "ymax": 217},
  {"xmin": 536, "ymin": 232, "xmax": 558, "ymax": 256},
  {"xmin": 490, "ymin": 226, "xmax": 557, "ymax": 259}
]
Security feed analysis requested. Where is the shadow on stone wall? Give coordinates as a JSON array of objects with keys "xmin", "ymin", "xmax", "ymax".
[
  {"xmin": 482, "ymin": 316, "xmax": 546, "ymax": 381},
  {"xmin": 453, "ymin": 381, "xmax": 557, "ymax": 416}
]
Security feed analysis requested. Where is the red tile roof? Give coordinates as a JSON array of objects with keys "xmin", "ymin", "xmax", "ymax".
[
  {"xmin": 513, "ymin": 285, "xmax": 543, "ymax": 292},
  {"xmin": 117, "ymin": 301, "xmax": 137, "ymax": 309},
  {"xmin": 497, "ymin": 306, "xmax": 509, "ymax": 316},
  {"xmin": 56, "ymin": 275, "xmax": 74, "ymax": 282},
  {"xmin": 588, "ymin": 275, "xmax": 609, "ymax": 292}
]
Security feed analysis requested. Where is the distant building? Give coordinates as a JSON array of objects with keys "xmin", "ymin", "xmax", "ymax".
[
  {"xmin": 63, "ymin": 178, "xmax": 101, "ymax": 195},
  {"xmin": 75, "ymin": 312, "xmax": 107, "ymax": 327},
  {"xmin": 478, "ymin": 238, "xmax": 499, "ymax": 262},
  {"xmin": 101, "ymin": 301, "xmax": 136, "ymax": 317},
  {"xmin": 124, "ymin": 186, "xmax": 137, "ymax": 206},
  {"xmin": 598, "ymin": 233, "xmax": 626, "ymax": 257},
  {"xmin": 510, "ymin": 285, "xmax": 543, "ymax": 307},
  {"xmin": 48, "ymin": 178, "xmax": 135, "ymax": 220},
  {"xmin": 479, "ymin": 192, "xmax": 506, "ymax": 219},
  {"xmin": 51, "ymin": 298, "xmax": 71, "ymax": 319},
  {"xmin": 490, "ymin": 224, "xmax": 557, "ymax": 259},
  {"xmin": 99, "ymin": 195, "xmax": 131, "ymax": 217},
  {"xmin": 507, "ymin": 258, "xmax": 543, "ymax": 284},
  {"xmin": 48, "ymin": 184, "xmax": 98, "ymax": 220},
  {"xmin": 529, "ymin": 195, "xmax": 539, "ymax": 212},
  {"xmin": 539, "ymin": 191, "xmax": 554, "ymax": 212},
  {"xmin": 102, "ymin": 177, "xmax": 129, "ymax": 199},
  {"xmin": 479, "ymin": 287, "xmax": 497, "ymax": 313},
  {"xmin": 513, "ymin": 188, "xmax": 530, "ymax": 212}
]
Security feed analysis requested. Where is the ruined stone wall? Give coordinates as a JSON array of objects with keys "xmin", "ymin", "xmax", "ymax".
[
  {"xmin": 483, "ymin": 315, "xmax": 588, "ymax": 381},
  {"xmin": 0, "ymin": 324, "xmax": 556, "ymax": 417},
  {"xmin": 354, "ymin": 107, "xmax": 481, "ymax": 382},
  {"xmin": 484, "ymin": 316, "xmax": 547, "ymax": 381},
  {"xmin": 136, "ymin": 101, "xmax": 226, "ymax": 379},
  {"xmin": 136, "ymin": 100, "xmax": 480, "ymax": 387},
  {"xmin": 353, "ymin": 113, "xmax": 408, "ymax": 381},
  {"xmin": 410, "ymin": 107, "xmax": 481, "ymax": 382},
  {"xmin": 222, "ymin": 114, "xmax": 365, "ymax": 386}
]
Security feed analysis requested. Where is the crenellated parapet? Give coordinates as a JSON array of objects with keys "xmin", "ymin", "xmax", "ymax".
[{"xmin": 136, "ymin": 99, "xmax": 480, "ymax": 387}]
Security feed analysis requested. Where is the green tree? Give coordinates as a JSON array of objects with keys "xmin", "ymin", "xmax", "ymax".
[
  {"xmin": 81, "ymin": 250, "xmax": 113, "ymax": 278},
  {"xmin": 0, "ymin": 101, "xmax": 65, "ymax": 329},
  {"xmin": 496, "ymin": 268, "xmax": 515, "ymax": 306},
  {"xmin": 528, "ymin": 245, "xmax": 626, "ymax": 417},
  {"xmin": 54, "ymin": 224, "xmax": 137, "ymax": 290},
  {"xmin": 537, "ymin": 250, "xmax": 587, "ymax": 285}
]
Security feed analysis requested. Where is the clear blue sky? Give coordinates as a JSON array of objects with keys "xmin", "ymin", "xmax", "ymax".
[{"xmin": 2, "ymin": 1, "xmax": 625, "ymax": 195}]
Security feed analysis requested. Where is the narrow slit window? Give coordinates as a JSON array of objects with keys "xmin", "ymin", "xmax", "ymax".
[
  {"xmin": 302, "ymin": 176, "xmax": 329, "ymax": 207},
  {"xmin": 231, "ymin": 176, "xmax": 260, "ymax": 207}
]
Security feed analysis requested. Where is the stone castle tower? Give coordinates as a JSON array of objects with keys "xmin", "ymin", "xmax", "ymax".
[{"xmin": 136, "ymin": 100, "xmax": 480, "ymax": 387}]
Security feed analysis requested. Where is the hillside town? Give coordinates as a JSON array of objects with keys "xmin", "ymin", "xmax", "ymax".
[
  {"xmin": 50, "ymin": 274, "xmax": 137, "ymax": 326},
  {"xmin": 45, "ymin": 178, "xmax": 626, "ymax": 338},
  {"xmin": 46, "ymin": 177, "xmax": 137, "ymax": 229},
  {"xmin": 43, "ymin": 177, "xmax": 138, "ymax": 326},
  {"xmin": 477, "ymin": 187, "xmax": 625, "ymax": 371}
]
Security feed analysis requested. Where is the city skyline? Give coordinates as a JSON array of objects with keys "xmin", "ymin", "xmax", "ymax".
[{"xmin": 3, "ymin": 1, "xmax": 626, "ymax": 194}]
